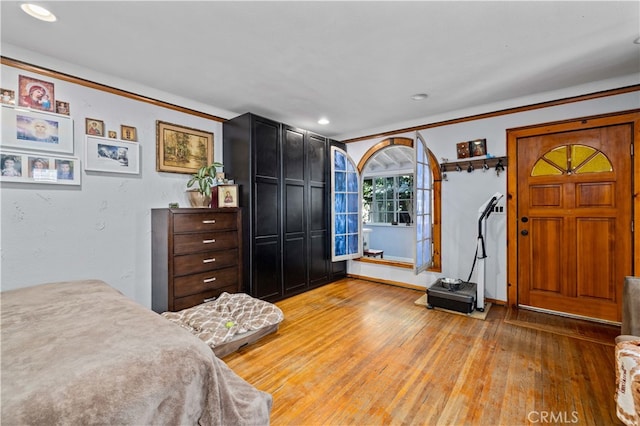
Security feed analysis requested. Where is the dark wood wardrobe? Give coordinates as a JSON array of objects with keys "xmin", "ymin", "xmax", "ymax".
[{"xmin": 223, "ymin": 113, "xmax": 346, "ymax": 302}]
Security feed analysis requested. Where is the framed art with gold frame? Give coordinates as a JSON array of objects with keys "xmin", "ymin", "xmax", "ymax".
[
  {"xmin": 217, "ymin": 184, "xmax": 238, "ymax": 208},
  {"xmin": 121, "ymin": 125, "xmax": 137, "ymax": 141},
  {"xmin": 156, "ymin": 120, "xmax": 213, "ymax": 174}
]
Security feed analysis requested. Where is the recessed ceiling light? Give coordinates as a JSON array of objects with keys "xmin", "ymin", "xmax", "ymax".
[
  {"xmin": 21, "ymin": 3, "xmax": 57, "ymax": 22},
  {"xmin": 318, "ymin": 118, "xmax": 330, "ymax": 125},
  {"xmin": 411, "ymin": 93, "xmax": 428, "ymax": 101}
]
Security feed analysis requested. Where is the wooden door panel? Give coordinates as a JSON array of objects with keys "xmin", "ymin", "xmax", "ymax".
[
  {"xmin": 575, "ymin": 182, "xmax": 614, "ymax": 207},
  {"xmin": 575, "ymin": 218, "xmax": 615, "ymax": 301},
  {"xmin": 530, "ymin": 185, "xmax": 561, "ymax": 207},
  {"xmin": 529, "ymin": 218, "xmax": 563, "ymax": 295},
  {"xmin": 516, "ymin": 121, "xmax": 632, "ymax": 322}
]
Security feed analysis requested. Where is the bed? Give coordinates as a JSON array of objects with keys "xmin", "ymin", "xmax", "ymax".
[
  {"xmin": 162, "ymin": 292, "xmax": 284, "ymax": 358},
  {"xmin": 0, "ymin": 279, "xmax": 272, "ymax": 425}
]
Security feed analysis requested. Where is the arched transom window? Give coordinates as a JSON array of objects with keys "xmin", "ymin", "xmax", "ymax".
[{"xmin": 531, "ymin": 144, "xmax": 613, "ymax": 176}]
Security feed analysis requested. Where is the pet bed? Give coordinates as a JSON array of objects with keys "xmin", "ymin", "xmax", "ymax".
[{"xmin": 162, "ymin": 292, "xmax": 284, "ymax": 358}]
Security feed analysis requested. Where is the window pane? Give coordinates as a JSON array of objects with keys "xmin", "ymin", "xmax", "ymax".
[
  {"xmin": 347, "ymin": 193, "xmax": 359, "ymax": 212},
  {"xmin": 335, "ymin": 235, "xmax": 346, "ymax": 256},
  {"xmin": 347, "ymin": 214, "xmax": 359, "ymax": 233},
  {"xmin": 335, "ymin": 214, "xmax": 346, "ymax": 234},
  {"xmin": 335, "ymin": 171, "xmax": 346, "ymax": 192},
  {"xmin": 335, "ymin": 193, "xmax": 345, "ymax": 212}
]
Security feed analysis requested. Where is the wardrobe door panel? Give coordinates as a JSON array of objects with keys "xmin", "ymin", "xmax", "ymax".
[
  {"xmin": 255, "ymin": 119, "xmax": 280, "ymax": 178},
  {"xmin": 255, "ymin": 179, "xmax": 279, "ymax": 237},
  {"xmin": 310, "ymin": 185, "xmax": 326, "ymax": 232},
  {"xmin": 284, "ymin": 236, "xmax": 306, "ymax": 293},
  {"xmin": 254, "ymin": 239, "xmax": 281, "ymax": 301},
  {"xmin": 308, "ymin": 133, "xmax": 326, "ymax": 183},
  {"xmin": 309, "ymin": 232, "xmax": 328, "ymax": 284},
  {"xmin": 283, "ymin": 127, "xmax": 305, "ymax": 181},
  {"xmin": 285, "ymin": 184, "xmax": 304, "ymax": 233}
]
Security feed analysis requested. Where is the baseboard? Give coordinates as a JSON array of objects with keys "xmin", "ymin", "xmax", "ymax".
[
  {"xmin": 346, "ymin": 274, "xmax": 425, "ymax": 291},
  {"xmin": 346, "ymin": 274, "xmax": 507, "ymax": 306}
]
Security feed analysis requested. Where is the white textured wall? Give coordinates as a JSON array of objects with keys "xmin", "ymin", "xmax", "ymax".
[
  {"xmin": 347, "ymin": 87, "xmax": 640, "ymax": 301},
  {"xmin": 0, "ymin": 60, "xmax": 231, "ymax": 306}
]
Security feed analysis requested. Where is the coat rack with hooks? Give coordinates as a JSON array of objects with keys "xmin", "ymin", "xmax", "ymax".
[{"xmin": 439, "ymin": 156, "xmax": 507, "ymax": 179}]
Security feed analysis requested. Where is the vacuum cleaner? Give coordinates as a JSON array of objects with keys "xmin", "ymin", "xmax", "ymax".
[{"xmin": 426, "ymin": 192, "xmax": 503, "ymax": 314}]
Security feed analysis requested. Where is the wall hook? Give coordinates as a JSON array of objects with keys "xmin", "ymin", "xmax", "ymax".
[
  {"xmin": 482, "ymin": 160, "xmax": 489, "ymax": 172},
  {"xmin": 495, "ymin": 158, "xmax": 505, "ymax": 176},
  {"xmin": 455, "ymin": 163, "xmax": 462, "ymax": 172},
  {"xmin": 467, "ymin": 162, "xmax": 474, "ymax": 173}
]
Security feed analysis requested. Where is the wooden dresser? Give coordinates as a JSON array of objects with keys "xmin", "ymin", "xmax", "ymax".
[{"xmin": 151, "ymin": 208, "xmax": 242, "ymax": 313}]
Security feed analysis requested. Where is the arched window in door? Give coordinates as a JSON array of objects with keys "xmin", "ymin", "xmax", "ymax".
[{"xmin": 531, "ymin": 144, "xmax": 613, "ymax": 176}]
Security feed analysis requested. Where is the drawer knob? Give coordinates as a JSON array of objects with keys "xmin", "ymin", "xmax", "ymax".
[
  {"xmin": 203, "ymin": 258, "xmax": 216, "ymax": 263},
  {"xmin": 203, "ymin": 277, "xmax": 217, "ymax": 283},
  {"xmin": 202, "ymin": 220, "xmax": 216, "ymax": 224},
  {"xmin": 202, "ymin": 239, "xmax": 216, "ymax": 244}
]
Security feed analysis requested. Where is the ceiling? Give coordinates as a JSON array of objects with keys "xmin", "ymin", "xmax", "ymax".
[{"xmin": 1, "ymin": 1, "xmax": 639, "ymax": 140}]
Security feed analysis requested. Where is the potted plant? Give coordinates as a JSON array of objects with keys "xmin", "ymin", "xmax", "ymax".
[{"xmin": 186, "ymin": 162, "xmax": 223, "ymax": 207}]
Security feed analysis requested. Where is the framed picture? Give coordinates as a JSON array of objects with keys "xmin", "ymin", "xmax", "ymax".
[
  {"xmin": 1, "ymin": 88, "xmax": 15, "ymax": 105},
  {"xmin": 156, "ymin": 120, "xmax": 213, "ymax": 174},
  {"xmin": 108, "ymin": 130, "xmax": 117, "ymax": 139},
  {"xmin": 217, "ymin": 184, "xmax": 238, "ymax": 208},
  {"xmin": 18, "ymin": 75, "xmax": 55, "ymax": 112},
  {"xmin": 121, "ymin": 125, "xmax": 137, "ymax": 141},
  {"xmin": 86, "ymin": 118, "xmax": 104, "ymax": 136},
  {"xmin": 456, "ymin": 141, "xmax": 470, "ymax": 159},
  {"xmin": 84, "ymin": 135, "xmax": 140, "ymax": 174},
  {"xmin": 470, "ymin": 138, "xmax": 487, "ymax": 157},
  {"xmin": 1, "ymin": 105, "xmax": 74, "ymax": 154},
  {"xmin": 0, "ymin": 149, "xmax": 80, "ymax": 185},
  {"xmin": 55, "ymin": 100, "xmax": 70, "ymax": 115}
]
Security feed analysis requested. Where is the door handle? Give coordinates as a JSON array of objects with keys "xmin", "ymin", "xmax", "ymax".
[{"xmin": 521, "ymin": 230, "xmax": 529, "ymax": 236}]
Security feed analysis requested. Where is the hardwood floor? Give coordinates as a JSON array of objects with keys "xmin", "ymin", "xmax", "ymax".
[{"xmin": 223, "ymin": 278, "xmax": 621, "ymax": 425}]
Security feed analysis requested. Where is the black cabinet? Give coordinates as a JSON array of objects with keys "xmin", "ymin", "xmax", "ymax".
[{"xmin": 223, "ymin": 113, "xmax": 345, "ymax": 302}]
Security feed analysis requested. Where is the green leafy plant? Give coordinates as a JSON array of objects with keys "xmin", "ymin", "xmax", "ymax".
[{"xmin": 186, "ymin": 162, "xmax": 223, "ymax": 197}]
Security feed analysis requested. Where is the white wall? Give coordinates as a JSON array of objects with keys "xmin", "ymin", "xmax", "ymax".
[
  {"xmin": 0, "ymin": 56, "xmax": 236, "ymax": 306},
  {"xmin": 1, "ymin": 46, "xmax": 638, "ymax": 307},
  {"xmin": 347, "ymin": 86, "xmax": 639, "ymax": 302}
]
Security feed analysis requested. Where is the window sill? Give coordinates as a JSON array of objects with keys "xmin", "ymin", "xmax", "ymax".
[
  {"xmin": 354, "ymin": 257, "xmax": 413, "ymax": 269},
  {"xmin": 363, "ymin": 223, "xmax": 414, "ymax": 228}
]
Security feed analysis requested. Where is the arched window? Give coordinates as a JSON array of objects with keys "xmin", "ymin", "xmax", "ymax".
[
  {"xmin": 330, "ymin": 136, "xmax": 441, "ymax": 271},
  {"xmin": 531, "ymin": 144, "xmax": 613, "ymax": 176}
]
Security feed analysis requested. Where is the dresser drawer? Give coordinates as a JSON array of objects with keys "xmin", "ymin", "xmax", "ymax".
[
  {"xmin": 173, "ymin": 249, "xmax": 239, "ymax": 276},
  {"xmin": 172, "ymin": 284, "xmax": 239, "ymax": 311},
  {"xmin": 173, "ymin": 266, "xmax": 238, "ymax": 298},
  {"xmin": 173, "ymin": 212, "xmax": 237, "ymax": 233},
  {"xmin": 173, "ymin": 231, "xmax": 238, "ymax": 255}
]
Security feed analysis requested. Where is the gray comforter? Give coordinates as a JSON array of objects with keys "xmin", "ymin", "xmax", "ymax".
[{"xmin": 1, "ymin": 280, "xmax": 272, "ymax": 425}]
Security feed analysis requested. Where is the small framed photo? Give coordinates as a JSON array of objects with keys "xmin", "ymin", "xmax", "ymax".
[
  {"xmin": 108, "ymin": 130, "xmax": 117, "ymax": 139},
  {"xmin": 84, "ymin": 135, "xmax": 140, "ymax": 174},
  {"xmin": 470, "ymin": 138, "xmax": 487, "ymax": 157},
  {"xmin": 18, "ymin": 75, "xmax": 55, "ymax": 112},
  {"xmin": 121, "ymin": 125, "xmax": 137, "ymax": 141},
  {"xmin": 217, "ymin": 184, "xmax": 238, "ymax": 208},
  {"xmin": 456, "ymin": 141, "xmax": 470, "ymax": 159},
  {"xmin": 86, "ymin": 118, "xmax": 104, "ymax": 136},
  {"xmin": 1, "ymin": 88, "xmax": 15, "ymax": 105},
  {"xmin": 55, "ymin": 100, "xmax": 70, "ymax": 115}
]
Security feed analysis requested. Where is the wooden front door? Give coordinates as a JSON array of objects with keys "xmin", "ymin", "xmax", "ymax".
[{"xmin": 515, "ymin": 116, "xmax": 633, "ymax": 322}]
